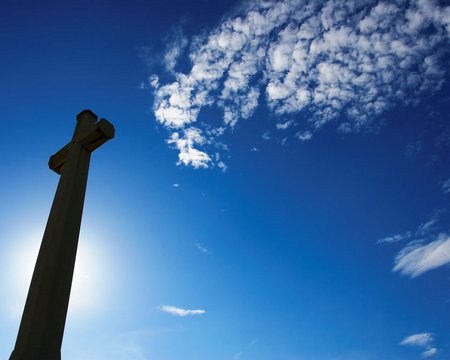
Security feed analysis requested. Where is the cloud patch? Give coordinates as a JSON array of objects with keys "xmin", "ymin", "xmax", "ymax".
[
  {"xmin": 195, "ymin": 241, "xmax": 209, "ymax": 254},
  {"xmin": 378, "ymin": 211, "xmax": 441, "ymax": 244},
  {"xmin": 378, "ymin": 209, "xmax": 450, "ymax": 278},
  {"xmin": 380, "ymin": 211, "xmax": 450, "ymax": 277},
  {"xmin": 401, "ymin": 332, "xmax": 437, "ymax": 358},
  {"xmin": 151, "ymin": 0, "xmax": 450, "ymax": 168},
  {"xmin": 159, "ymin": 305, "xmax": 206, "ymax": 316},
  {"xmin": 442, "ymin": 176, "xmax": 450, "ymax": 194},
  {"xmin": 394, "ymin": 233, "xmax": 450, "ymax": 277}
]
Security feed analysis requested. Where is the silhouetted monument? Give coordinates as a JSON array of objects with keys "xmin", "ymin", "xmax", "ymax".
[{"xmin": 10, "ymin": 110, "xmax": 114, "ymax": 360}]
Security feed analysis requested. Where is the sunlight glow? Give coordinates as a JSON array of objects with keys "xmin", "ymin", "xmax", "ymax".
[{"xmin": 2, "ymin": 226, "xmax": 113, "ymax": 319}]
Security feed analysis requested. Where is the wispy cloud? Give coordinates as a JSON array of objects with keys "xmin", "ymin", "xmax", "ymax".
[
  {"xmin": 151, "ymin": 0, "xmax": 450, "ymax": 168},
  {"xmin": 276, "ymin": 120, "xmax": 293, "ymax": 130},
  {"xmin": 378, "ymin": 211, "xmax": 441, "ymax": 244},
  {"xmin": 262, "ymin": 131, "xmax": 271, "ymax": 141},
  {"xmin": 401, "ymin": 333, "xmax": 434, "ymax": 347},
  {"xmin": 394, "ymin": 233, "xmax": 450, "ymax": 277},
  {"xmin": 405, "ymin": 140, "xmax": 423, "ymax": 158},
  {"xmin": 159, "ymin": 305, "xmax": 205, "ymax": 316},
  {"xmin": 442, "ymin": 176, "xmax": 450, "ymax": 194},
  {"xmin": 379, "ymin": 211, "xmax": 450, "ymax": 277},
  {"xmin": 163, "ymin": 27, "xmax": 188, "ymax": 74},
  {"xmin": 233, "ymin": 338, "xmax": 259, "ymax": 359},
  {"xmin": 167, "ymin": 128, "xmax": 211, "ymax": 168},
  {"xmin": 195, "ymin": 242, "xmax": 209, "ymax": 254},
  {"xmin": 249, "ymin": 339, "xmax": 258, "ymax": 347},
  {"xmin": 233, "ymin": 351, "xmax": 243, "ymax": 360},
  {"xmin": 401, "ymin": 332, "xmax": 437, "ymax": 358},
  {"xmin": 378, "ymin": 232, "xmax": 412, "ymax": 244},
  {"xmin": 296, "ymin": 130, "xmax": 313, "ymax": 141},
  {"xmin": 422, "ymin": 348, "xmax": 438, "ymax": 358}
]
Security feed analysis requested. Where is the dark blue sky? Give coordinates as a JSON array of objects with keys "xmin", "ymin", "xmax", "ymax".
[{"xmin": 0, "ymin": 0, "xmax": 449, "ymax": 359}]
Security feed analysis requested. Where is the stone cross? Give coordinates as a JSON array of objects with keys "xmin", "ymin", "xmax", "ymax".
[{"xmin": 10, "ymin": 110, "xmax": 115, "ymax": 360}]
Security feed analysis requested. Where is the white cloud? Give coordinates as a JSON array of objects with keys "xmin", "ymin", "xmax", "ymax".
[
  {"xmin": 262, "ymin": 131, "xmax": 271, "ymax": 140},
  {"xmin": 442, "ymin": 177, "xmax": 450, "ymax": 194},
  {"xmin": 296, "ymin": 130, "xmax": 312, "ymax": 141},
  {"xmin": 394, "ymin": 233, "xmax": 450, "ymax": 277},
  {"xmin": 417, "ymin": 215, "xmax": 440, "ymax": 235},
  {"xmin": 276, "ymin": 120, "xmax": 293, "ymax": 130},
  {"xmin": 167, "ymin": 128, "xmax": 211, "ymax": 168},
  {"xmin": 380, "ymin": 211, "xmax": 450, "ymax": 277},
  {"xmin": 163, "ymin": 27, "xmax": 188, "ymax": 74},
  {"xmin": 151, "ymin": 0, "xmax": 450, "ymax": 168},
  {"xmin": 401, "ymin": 333, "xmax": 437, "ymax": 358},
  {"xmin": 195, "ymin": 242, "xmax": 209, "ymax": 254},
  {"xmin": 149, "ymin": 74, "xmax": 159, "ymax": 88},
  {"xmin": 422, "ymin": 348, "xmax": 437, "ymax": 358},
  {"xmin": 159, "ymin": 305, "xmax": 205, "ymax": 316},
  {"xmin": 377, "ymin": 233, "xmax": 411, "ymax": 244},
  {"xmin": 401, "ymin": 333, "xmax": 434, "ymax": 347},
  {"xmin": 218, "ymin": 161, "xmax": 228, "ymax": 172},
  {"xmin": 378, "ymin": 211, "xmax": 441, "ymax": 244}
]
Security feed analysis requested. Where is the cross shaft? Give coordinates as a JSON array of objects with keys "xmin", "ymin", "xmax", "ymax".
[{"xmin": 10, "ymin": 110, "xmax": 114, "ymax": 360}]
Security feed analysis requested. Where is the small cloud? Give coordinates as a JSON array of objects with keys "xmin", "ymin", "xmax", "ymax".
[
  {"xmin": 378, "ymin": 211, "xmax": 442, "ymax": 244},
  {"xmin": 401, "ymin": 333, "xmax": 434, "ymax": 347},
  {"xmin": 167, "ymin": 128, "xmax": 211, "ymax": 169},
  {"xmin": 405, "ymin": 140, "xmax": 423, "ymax": 158},
  {"xmin": 394, "ymin": 233, "xmax": 450, "ymax": 277},
  {"xmin": 296, "ymin": 131, "xmax": 313, "ymax": 141},
  {"xmin": 138, "ymin": 45, "xmax": 157, "ymax": 69},
  {"xmin": 276, "ymin": 120, "xmax": 293, "ymax": 130},
  {"xmin": 380, "ymin": 211, "xmax": 450, "ymax": 277},
  {"xmin": 233, "ymin": 352, "xmax": 242, "ymax": 360},
  {"xmin": 250, "ymin": 147, "xmax": 260, "ymax": 152},
  {"xmin": 149, "ymin": 74, "xmax": 159, "ymax": 89},
  {"xmin": 262, "ymin": 131, "xmax": 271, "ymax": 141},
  {"xmin": 218, "ymin": 161, "xmax": 228, "ymax": 172},
  {"xmin": 378, "ymin": 232, "xmax": 412, "ymax": 244},
  {"xmin": 417, "ymin": 214, "xmax": 440, "ymax": 235},
  {"xmin": 163, "ymin": 27, "xmax": 188, "ymax": 74},
  {"xmin": 422, "ymin": 348, "xmax": 437, "ymax": 358},
  {"xmin": 172, "ymin": 183, "xmax": 180, "ymax": 188},
  {"xmin": 195, "ymin": 242, "xmax": 209, "ymax": 255},
  {"xmin": 401, "ymin": 333, "xmax": 437, "ymax": 358},
  {"xmin": 233, "ymin": 338, "xmax": 258, "ymax": 359},
  {"xmin": 442, "ymin": 177, "xmax": 450, "ymax": 194},
  {"xmin": 159, "ymin": 305, "xmax": 205, "ymax": 317}
]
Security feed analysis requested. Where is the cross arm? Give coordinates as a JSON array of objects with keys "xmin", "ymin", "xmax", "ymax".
[
  {"xmin": 76, "ymin": 118, "xmax": 115, "ymax": 152},
  {"xmin": 49, "ymin": 113, "xmax": 115, "ymax": 174},
  {"xmin": 48, "ymin": 144, "xmax": 70, "ymax": 174}
]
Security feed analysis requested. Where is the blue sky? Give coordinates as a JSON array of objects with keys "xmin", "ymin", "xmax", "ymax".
[{"xmin": 0, "ymin": 0, "xmax": 449, "ymax": 359}]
